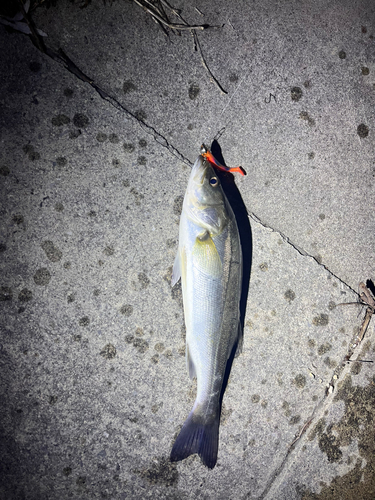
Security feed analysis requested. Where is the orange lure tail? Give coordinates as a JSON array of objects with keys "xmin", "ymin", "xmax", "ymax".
[{"xmin": 200, "ymin": 145, "xmax": 246, "ymax": 176}]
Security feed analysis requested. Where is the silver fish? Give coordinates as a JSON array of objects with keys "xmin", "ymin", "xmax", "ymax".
[{"xmin": 170, "ymin": 154, "xmax": 243, "ymax": 468}]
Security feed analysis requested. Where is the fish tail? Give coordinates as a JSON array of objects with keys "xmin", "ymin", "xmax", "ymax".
[{"xmin": 170, "ymin": 410, "xmax": 220, "ymax": 469}]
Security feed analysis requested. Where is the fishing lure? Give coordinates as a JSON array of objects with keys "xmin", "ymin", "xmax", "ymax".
[{"xmin": 200, "ymin": 144, "xmax": 246, "ymax": 176}]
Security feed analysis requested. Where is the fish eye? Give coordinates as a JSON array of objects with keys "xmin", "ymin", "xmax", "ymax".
[{"xmin": 209, "ymin": 176, "xmax": 218, "ymax": 187}]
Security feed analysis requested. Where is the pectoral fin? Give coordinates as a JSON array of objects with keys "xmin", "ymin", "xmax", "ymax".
[{"xmin": 192, "ymin": 231, "xmax": 222, "ymax": 277}]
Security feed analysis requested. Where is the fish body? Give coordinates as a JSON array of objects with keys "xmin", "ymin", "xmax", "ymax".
[{"xmin": 170, "ymin": 155, "xmax": 242, "ymax": 468}]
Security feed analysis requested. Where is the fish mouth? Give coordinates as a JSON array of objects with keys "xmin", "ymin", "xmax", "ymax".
[{"xmin": 191, "ymin": 155, "xmax": 209, "ymax": 185}]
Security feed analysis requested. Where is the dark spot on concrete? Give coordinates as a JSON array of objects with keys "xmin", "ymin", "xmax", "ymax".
[
  {"xmin": 23, "ymin": 144, "xmax": 33, "ymax": 155},
  {"xmin": 299, "ymin": 111, "xmax": 315, "ymax": 126},
  {"xmin": 318, "ymin": 342, "xmax": 332, "ymax": 355},
  {"xmin": 30, "ymin": 150, "xmax": 40, "ymax": 161},
  {"xmin": 67, "ymin": 293, "xmax": 75, "ymax": 303},
  {"xmin": 73, "ymin": 113, "xmax": 89, "ymax": 128},
  {"xmin": 137, "ymin": 156, "xmax": 147, "ymax": 165},
  {"xmin": 173, "ymin": 195, "xmax": 183, "ymax": 216},
  {"xmin": 123, "ymin": 179, "xmax": 130, "ymax": 187},
  {"xmin": 166, "ymin": 239, "xmax": 176, "ymax": 248},
  {"xmin": 151, "ymin": 354, "xmax": 159, "ymax": 364},
  {"xmin": 79, "ymin": 316, "xmax": 90, "ymax": 327},
  {"xmin": 251, "ymin": 394, "xmax": 260, "ymax": 403},
  {"xmin": 76, "ymin": 476, "xmax": 86, "ymax": 486},
  {"xmin": 357, "ymin": 123, "xmax": 369, "ymax": 138},
  {"xmin": 18, "ymin": 289, "xmax": 32, "ymax": 302},
  {"xmin": 112, "ymin": 159, "xmax": 120, "ymax": 167},
  {"xmin": 12, "ymin": 214, "xmax": 24, "ymax": 225},
  {"xmin": 41, "ymin": 241, "xmax": 62, "ymax": 262},
  {"xmin": 69, "ymin": 130, "xmax": 81, "ymax": 139},
  {"xmin": 126, "ymin": 336, "xmax": 149, "ymax": 353},
  {"xmin": 154, "ymin": 342, "xmax": 165, "ymax": 352},
  {"xmin": 0, "ymin": 286, "xmax": 12, "ymax": 301},
  {"xmin": 109, "ymin": 133, "xmax": 119, "ymax": 144},
  {"xmin": 304, "ymin": 80, "xmax": 311, "ymax": 88},
  {"xmin": 308, "ymin": 152, "xmax": 315, "ymax": 160},
  {"xmin": 338, "ymin": 50, "xmax": 346, "ymax": 59},
  {"xmin": 282, "ymin": 401, "xmax": 291, "ymax": 417},
  {"xmin": 293, "ymin": 374, "xmax": 306, "ymax": 389},
  {"xmin": 56, "ymin": 157, "xmax": 67, "ymax": 168},
  {"xmin": 290, "ymin": 415, "xmax": 301, "ymax": 425},
  {"xmin": 361, "ymin": 67, "xmax": 369, "ymax": 75},
  {"xmin": 29, "ymin": 61, "xmax": 42, "ymax": 72},
  {"xmin": 123, "ymin": 80, "xmax": 137, "ymax": 94},
  {"xmin": 314, "ymin": 254, "xmax": 323, "ymax": 264},
  {"xmin": 34, "ymin": 268, "xmax": 51, "ymax": 285},
  {"xmin": 135, "ymin": 110, "xmax": 147, "ymax": 122},
  {"xmin": 328, "ymin": 301, "xmax": 336, "ymax": 310},
  {"xmin": 318, "ymin": 428, "xmax": 343, "ymax": 462},
  {"xmin": 100, "ymin": 343, "xmax": 116, "ymax": 359},
  {"xmin": 350, "ymin": 361, "xmax": 362, "ymax": 375},
  {"xmin": 52, "ymin": 114, "xmax": 70, "ymax": 126},
  {"xmin": 313, "ymin": 313, "xmax": 329, "ymax": 326},
  {"xmin": 324, "ymin": 356, "xmax": 337, "ymax": 369},
  {"xmin": 135, "ymin": 457, "xmax": 178, "ymax": 486},
  {"xmin": 188, "ymin": 83, "xmax": 200, "ymax": 100},
  {"xmin": 229, "ymin": 73, "xmax": 239, "ymax": 82},
  {"xmin": 171, "ymin": 282, "xmax": 183, "ymax": 307},
  {"xmin": 88, "ymin": 210, "xmax": 96, "ymax": 217},
  {"xmin": 123, "ymin": 142, "xmax": 135, "ymax": 153},
  {"xmin": 138, "ymin": 272, "xmax": 150, "ymax": 289},
  {"xmin": 361, "ymin": 26, "xmax": 367, "ymax": 33},
  {"xmin": 96, "ymin": 132, "xmax": 107, "ymax": 142},
  {"xmin": 135, "ymin": 327, "xmax": 144, "ymax": 336},
  {"xmin": 139, "ymin": 139, "xmax": 147, "ymax": 148},
  {"xmin": 284, "ymin": 289, "xmax": 296, "ymax": 301},
  {"xmin": 0, "ymin": 165, "xmax": 10, "ymax": 176},
  {"xmin": 261, "ymin": 400, "xmax": 268, "ymax": 408},
  {"xmin": 291, "ymin": 86, "xmax": 302, "ymax": 101},
  {"xmin": 93, "ymin": 289, "xmax": 100, "ymax": 297},
  {"xmin": 120, "ymin": 304, "xmax": 133, "ymax": 317},
  {"xmin": 49, "ymin": 395, "xmax": 58, "ymax": 405},
  {"xmin": 63, "ymin": 261, "xmax": 71, "ymax": 269},
  {"xmin": 104, "ymin": 246, "xmax": 114, "ymax": 256},
  {"xmin": 308, "ymin": 417, "xmax": 326, "ymax": 441},
  {"xmin": 187, "ymin": 123, "xmax": 194, "ymax": 130},
  {"xmin": 63, "ymin": 467, "xmax": 72, "ymax": 476},
  {"xmin": 64, "ymin": 88, "xmax": 74, "ymax": 98},
  {"xmin": 151, "ymin": 403, "xmax": 162, "ymax": 413},
  {"xmin": 319, "ymin": 213, "xmax": 326, "ymax": 220},
  {"xmin": 259, "ymin": 262, "xmax": 268, "ymax": 271}
]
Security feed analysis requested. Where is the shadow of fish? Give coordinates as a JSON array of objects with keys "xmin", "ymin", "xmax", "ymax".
[{"xmin": 170, "ymin": 154, "xmax": 243, "ymax": 468}]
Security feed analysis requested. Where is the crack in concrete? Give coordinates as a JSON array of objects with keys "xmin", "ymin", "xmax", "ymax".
[
  {"xmin": 35, "ymin": 42, "xmax": 193, "ymax": 167},
  {"xmin": 248, "ymin": 211, "xmax": 359, "ymax": 296}
]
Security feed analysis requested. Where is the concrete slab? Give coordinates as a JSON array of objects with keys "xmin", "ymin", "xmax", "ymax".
[{"xmin": 0, "ymin": 1, "xmax": 374, "ymax": 499}]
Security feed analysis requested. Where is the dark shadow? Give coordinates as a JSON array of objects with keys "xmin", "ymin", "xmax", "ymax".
[
  {"xmin": 366, "ymin": 279, "xmax": 375, "ymax": 298},
  {"xmin": 210, "ymin": 140, "xmax": 253, "ymax": 406}
]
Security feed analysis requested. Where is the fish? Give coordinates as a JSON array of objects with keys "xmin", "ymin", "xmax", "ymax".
[
  {"xmin": 200, "ymin": 144, "xmax": 246, "ymax": 176},
  {"xmin": 170, "ymin": 153, "xmax": 243, "ymax": 468}
]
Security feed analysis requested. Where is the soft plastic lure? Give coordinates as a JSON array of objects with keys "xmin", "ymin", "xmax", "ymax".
[{"xmin": 200, "ymin": 144, "xmax": 246, "ymax": 176}]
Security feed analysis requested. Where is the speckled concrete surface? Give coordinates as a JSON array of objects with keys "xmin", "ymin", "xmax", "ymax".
[{"xmin": 0, "ymin": 1, "xmax": 374, "ymax": 499}]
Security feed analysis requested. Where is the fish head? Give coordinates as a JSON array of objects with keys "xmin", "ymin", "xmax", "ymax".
[{"xmin": 184, "ymin": 155, "xmax": 229, "ymax": 235}]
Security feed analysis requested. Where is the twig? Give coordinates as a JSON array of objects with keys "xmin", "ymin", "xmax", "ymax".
[
  {"xmin": 132, "ymin": 0, "xmax": 213, "ymax": 30},
  {"xmin": 192, "ymin": 30, "xmax": 227, "ymax": 95},
  {"xmin": 338, "ymin": 281, "xmax": 374, "ymax": 361}
]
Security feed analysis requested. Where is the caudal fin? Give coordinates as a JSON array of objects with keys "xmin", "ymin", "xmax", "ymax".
[{"xmin": 170, "ymin": 411, "xmax": 220, "ymax": 469}]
